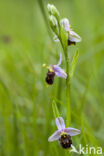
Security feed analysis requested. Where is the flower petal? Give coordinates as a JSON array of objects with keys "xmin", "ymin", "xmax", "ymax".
[
  {"xmin": 48, "ymin": 130, "xmax": 61, "ymax": 142},
  {"xmin": 64, "ymin": 128, "xmax": 81, "ymax": 136},
  {"xmin": 69, "ymin": 30, "xmax": 81, "ymax": 42},
  {"xmin": 61, "ymin": 18, "xmax": 70, "ymax": 32},
  {"xmin": 53, "ymin": 65, "xmax": 67, "ymax": 79},
  {"xmin": 56, "ymin": 117, "xmax": 65, "ymax": 130},
  {"xmin": 57, "ymin": 53, "xmax": 62, "ymax": 66}
]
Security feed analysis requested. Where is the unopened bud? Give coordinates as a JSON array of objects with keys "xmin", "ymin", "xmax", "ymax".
[
  {"xmin": 49, "ymin": 15, "xmax": 59, "ymax": 35},
  {"xmin": 47, "ymin": 4, "xmax": 60, "ymax": 21},
  {"xmin": 49, "ymin": 15, "xmax": 57, "ymax": 27}
]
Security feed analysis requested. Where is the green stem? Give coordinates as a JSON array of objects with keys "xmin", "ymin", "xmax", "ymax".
[
  {"xmin": 59, "ymin": 33, "xmax": 71, "ymax": 127},
  {"xmin": 49, "ymin": 10, "xmax": 71, "ymax": 126},
  {"xmin": 65, "ymin": 51, "xmax": 71, "ymax": 127}
]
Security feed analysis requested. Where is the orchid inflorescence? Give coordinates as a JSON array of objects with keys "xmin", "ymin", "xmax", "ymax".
[
  {"xmin": 47, "ymin": 4, "xmax": 81, "ymax": 47},
  {"xmin": 43, "ymin": 3, "xmax": 81, "ymax": 151}
]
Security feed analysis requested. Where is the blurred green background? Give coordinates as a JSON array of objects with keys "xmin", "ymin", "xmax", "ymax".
[{"xmin": 0, "ymin": 0, "xmax": 104, "ymax": 155}]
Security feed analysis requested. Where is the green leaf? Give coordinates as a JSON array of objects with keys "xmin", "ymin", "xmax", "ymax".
[
  {"xmin": 52, "ymin": 100, "xmax": 60, "ymax": 119},
  {"xmin": 60, "ymin": 26, "xmax": 68, "ymax": 51},
  {"xmin": 69, "ymin": 50, "xmax": 79, "ymax": 79}
]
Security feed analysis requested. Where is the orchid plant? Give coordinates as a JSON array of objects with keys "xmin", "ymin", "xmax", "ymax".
[{"xmin": 43, "ymin": 3, "xmax": 81, "ymax": 152}]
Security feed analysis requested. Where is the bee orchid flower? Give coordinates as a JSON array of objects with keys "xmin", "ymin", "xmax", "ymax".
[
  {"xmin": 48, "ymin": 117, "xmax": 81, "ymax": 149},
  {"xmin": 45, "ymin": 53, "xmax": 67, "ymax": 85},
  {"xmin": 54, "ymin": 18, "xmax": 81, "ymax": 45}
]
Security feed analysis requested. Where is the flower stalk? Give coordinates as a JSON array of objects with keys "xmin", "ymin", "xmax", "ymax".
[
  {"xmin": 59, "ymin": 33, "xmax": 71, "ymax": 127},
  {"xmin": 65, "ymin": 51, "xmax": 71, "ymax": 127},
  {"xmin": 59, "ymin": 24, "xmax": 71, "ymax": 127}
]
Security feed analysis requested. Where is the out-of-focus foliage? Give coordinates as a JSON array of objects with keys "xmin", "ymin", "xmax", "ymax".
[{"xmin": 0, "ymin": 0, "xmax": 104, "ymax": 155}]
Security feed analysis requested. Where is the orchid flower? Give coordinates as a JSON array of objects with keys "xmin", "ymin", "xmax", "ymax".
[
  {"xmin": 45, "ymin": 53, "xmax": 67, "ymax": 85},
  {"xmin": 48, "ymin": 117, "xmax": 81, "ymax": 149},
  {"xmin": 54, "ymin": 18, "xmax": 81, "ymax": 45}
]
